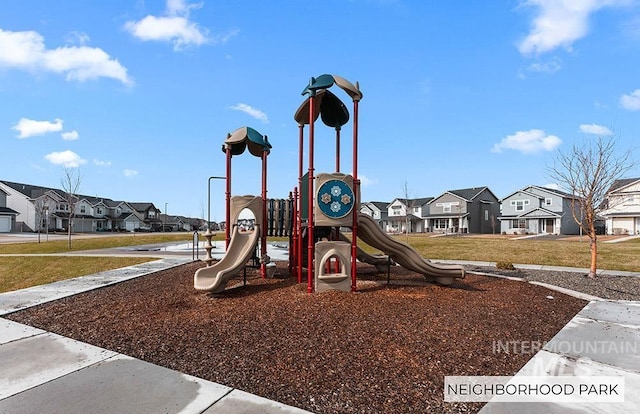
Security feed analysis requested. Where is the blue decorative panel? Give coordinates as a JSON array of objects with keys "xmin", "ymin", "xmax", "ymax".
[{"xmin": 317, "ymin": 179, "xmax": 354, "ymax": 219}]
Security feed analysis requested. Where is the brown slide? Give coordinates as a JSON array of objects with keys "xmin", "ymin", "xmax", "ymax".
[{"xmin": 356, "ymin": 213, "xmax": 465, "ymax": 285}]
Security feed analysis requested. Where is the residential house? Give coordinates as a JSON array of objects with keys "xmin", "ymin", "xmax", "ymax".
[
  {"xmin": 386, "ymin": 197, "xmax": 433, "ymax": 233},
  {"xmin": 129, "ymin": 203, "xmax": 162, "ymax": 231},
  {"xmin": 499, "ymin": 185, "xmax": 581, "ymax": 235},
  {"xmin": 0, "ymin": 185, "xmax": 19, "ymax": 232},
  {"xmin": 360, "ymin": 201, "xmax": 390, "ymax": 230},
  {"xmin": 600, "ymin": 178, "xmax": 640, "ymax": 235},
  {"xmin": 0, "ymin": 181, "xmax": 58, "ymax": 232},
  {"xmin": 425, "ymin": 187, "xmax": 499, "ymax": 234},
  {"xmin": 0, "ymin": 179, "xmax": 171, "ymax": 233}
]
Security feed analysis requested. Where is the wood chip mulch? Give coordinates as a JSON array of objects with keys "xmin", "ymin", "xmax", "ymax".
[{"xmin": 6, "ymin": 261, "xmax": 588, "ymax": 414}]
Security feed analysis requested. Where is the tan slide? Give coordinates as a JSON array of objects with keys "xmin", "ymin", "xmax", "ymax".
[
  {"xmin": 356, "ymin": 213, "xmax": 465, "ymax": 285},
  {"xmin": 194, "ymin": 225, "xmax": 260, "ymax": 293},
  {"xmin": 337, "ymin": 231, "xmax": 392, "ymax": 272}
]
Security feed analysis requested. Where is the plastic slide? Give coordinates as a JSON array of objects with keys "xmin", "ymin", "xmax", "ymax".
[
  {"xmin": 356, "ymin": 213, "xmax": 465, "ymax": 285},
  {"xmin": 337, "ymin": 231, "xmax": 392, "ymax": 272},
  {"xmin": 194, "ymin": 226, "xmax": 260, "ymax": 293}
]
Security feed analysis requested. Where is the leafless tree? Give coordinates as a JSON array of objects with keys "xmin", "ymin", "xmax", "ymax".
[
  {"xmin": 547, "ymin": 136, "xmax": 635, "ymax": 278},
  {"xmin": 33, "ymin": 198, "xmax": 50, "ymax": 243},
  {"xmin": 402, "ymin": 180, "xmax": 410, "ymax": 244},
  {"xmin": 60, "ymin": 167, "xmax": 82, "ymax": 249}
]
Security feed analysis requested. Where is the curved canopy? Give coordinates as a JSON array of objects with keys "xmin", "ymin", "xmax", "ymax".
[
  {"xmin": 301, "ymin": 74, "xmax": 363, "ymax": 101},
  {"xmin": 223, "ymin": 126, "xmax": 271, "ymax": 157},
  {"xmin": 294, "ymin": 89, "xmax": 350, "ymax": 128}
]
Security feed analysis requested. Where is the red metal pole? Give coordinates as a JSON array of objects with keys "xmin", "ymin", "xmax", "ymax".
[
  {"xmin": 297, "ymin": 124, "xmax": 304, "ymax": 284},
  {"xmin": 261, "ymin": 148, "xmax": 268, "ymax": 278},
  {"xmin": 336, "ymin": 127, "xmax": 340, "ymax": 172},
  {"xmin": 351, "ymin": 100, "xmax": 360, "ymax": 292},
  {"xmin": 225, "ymin": 141, "xmax": 232, "ymax": 249},
  {"xmin": 307, "ymin": 92, "xmax": 316, "ymax": 293},
  {"xmin": 290, "ymin": 190, "xmax": 297, "ymax": 276}
]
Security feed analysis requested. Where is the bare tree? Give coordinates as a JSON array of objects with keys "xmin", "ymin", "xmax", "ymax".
[
  {"xmin": 60, "ymin": 167, "xmax": 82, "ymax": 249},
  {"xmin": 402, "ymin": 180, "xmax": 410, "ymax": 244},
  {"xmin": 547, "ymin": 136, "xmax": 635, "ymax": 278},
  {"xmin": 33, "ymin": 198, "xmax": 50, "ymax": 243}
]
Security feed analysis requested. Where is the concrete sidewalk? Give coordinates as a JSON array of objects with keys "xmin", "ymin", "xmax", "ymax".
[
  {"xmin": 0, "ymin": 257, "xmax": 311, "ymax": 414},
  {"xmin": 1, "ymin": 246, "xmax": 639, "ymax": 413}
]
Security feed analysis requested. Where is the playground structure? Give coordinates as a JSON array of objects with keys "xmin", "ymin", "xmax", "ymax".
[
  {"xmin": 194, "ymin": 127, "xmax": 272, "ymax": 292},
  {"xmin": 194, "ymin": 74, "xmax": 465, "ymax": 293}
]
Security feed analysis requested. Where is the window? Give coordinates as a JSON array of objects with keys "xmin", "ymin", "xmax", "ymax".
[
  {"xmin": 97, "ymin": 207, "xmax": 103, "ymax": 215},
  {"xmin": 484, "ymin": 210, "xmax": 489, "ymax": 221},
  {"xmin": 80, "ymin": 205, "xmax": 86, "ymax": 213},
  {"xmin": 510, "ymin": 199, "xmax": 530, "ymax": 211},
  {"xmin": 545, "ymin": 198, "xmax": 552, "ymax": 206},
  {"xmin": 512, "ymin": 219, "xmax": 526, "ymax": 229},
  {"xmin": 433, "ymin": 219, "xmax": 447, "ymax": 229},
  {"xmin": 443, "ymin": 205, "xmax": 451, "ymax": 213}
]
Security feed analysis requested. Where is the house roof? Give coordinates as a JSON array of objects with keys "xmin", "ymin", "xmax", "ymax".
[
  {"xmin": 0, "ymin": 207, "xmax": 19, "ymax": 215},
  {"xmin": 410, "ymin": 197, "xmax": 434, "ymax": 207},
  {"xmin": 500, "ymin": 207, "xmax": 561, "ymax": 219},
  {"xmin": 500, "ymin": 184, "xmax": 577, "ymax": 202},
  {"xmin": 129, "ymin": 202, "xmax": 158, "ymax": 212},
  {"xmin": 366, "ymin": 201, "xmax": 390, "ymax": 211},
  {"xmin": 423, "ymin": 212, "xmax": 470, "ymax": 219},
  {"xmin": 389, "ymin": 197, "xmax": 434, "ymax": 208},
  {"xmin": 448, "ymin": 186, "xmax": 495, "ymax": 201},
  {"xmin": 607, "ymin": 177, "xmax": 640, "ymax": 193},
  {"xmin": 430, "ymin": 186, "xmax": 497, "ymax": 203}
]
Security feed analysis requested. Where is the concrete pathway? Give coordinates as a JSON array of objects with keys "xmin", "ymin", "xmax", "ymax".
[
  {"xmin": 1, "ymin": 243, "xmax": 639, "ymax": 413},
  {"xmin": 0, "ymin": 256, "xmax": 311, "ymax": 414}
]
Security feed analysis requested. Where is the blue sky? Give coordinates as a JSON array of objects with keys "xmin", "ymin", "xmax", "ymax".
[{"xmin": 2, "ymin": 0, "xmax": 640, "ymax": 221}]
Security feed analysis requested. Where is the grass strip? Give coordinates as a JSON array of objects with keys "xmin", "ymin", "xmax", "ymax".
[{"xmin": 0, "ymin": 256, "xmax": 154, "ymax": 293}]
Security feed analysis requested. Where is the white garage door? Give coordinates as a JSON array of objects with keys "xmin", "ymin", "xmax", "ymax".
[{"xmin": 0, "ymin": 216, "xmax": 11, "ymax": 232}]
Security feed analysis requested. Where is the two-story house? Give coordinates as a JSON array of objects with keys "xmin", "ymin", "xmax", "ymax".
[
  {"xmin": 425, "ymin": 187, "xmax": 499, "ymax": 234},
  {"xmin": 386, "ymin": 197, "xmax": 433, "ymax": 233},
  {"xmin": 0, "ymin": 179, "xmax": 167, "ymax": 233},
  {"xmin": 499, "ymin": 185, "xmax": 581, "ymax": 235},
  {"xmin": 360, "ymin": 201, "xmax": 390, "ymax": 230},
  {"xmin": 0, "ymin": 186, "xmax": 19, "ymax": 232},
  {"xmin": 129, "ymin": 202, "xmax": 163, "ymax": 231},
  {"xmin": 600, "ymin": 178, "xmax": 640, "ymax": 235}
]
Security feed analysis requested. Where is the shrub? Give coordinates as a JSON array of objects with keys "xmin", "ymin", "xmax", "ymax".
[{"xmin": 495, "ymin": 261, "xmax": 515, "ymax": 270}]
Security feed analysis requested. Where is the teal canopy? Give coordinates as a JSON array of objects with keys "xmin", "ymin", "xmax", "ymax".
[{"xmin": 223, "ymin": 126, "xmax": 271, "ymax": 157}]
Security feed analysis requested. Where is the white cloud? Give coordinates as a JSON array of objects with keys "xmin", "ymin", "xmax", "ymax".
[
  {"xmin": 166, "ymin": 0, "xmax": 203, "ymax": 16},
  {"xmin": 358, "ymin": 175, "xmax": 379, "ymax": 188},
  {"xmin": 124, "ymin": 169, "xmax": 139, "ymax": 177},
  {"xmin": 517, "ymin": 0, "xmax": 624, "ymax": 56},
  {"xmin": 44, "ymin": 150, "xmax": 87, "ymax": 168},
  {"xmin": 93, "ymin": 159, "xmax": 112, "ymax": 166},
  {"xmin": 12, "ymin": 118, "xmax": 63, "ymax": 138},
  {"xmin": 620, "ymin": 89, "xmax": 640, "ymax": 111},
  {"xmin": 61, "ymin": 130, "xmax": 79, "ymax": 141},
  {"xmin": 492, "ymin": 129, "xmax": 561, "ymax": 154},
  {"xmin": 0, "ymin": 28, "xmax": 132, "ymax": 86},
  {"xmin": 579, "ymin": 123, "xmax": 612, "ymax": 135},
  {"xmin": 527, "ymin": 58, "xmax": 562, "ymax": 74},
  {"xmin": 123, "ymin": 0, "xmax": 229, "ymax": 51},
  {"xmin": 64, "ymin": 31, "xmax": 90, "ymax": 46},
  {"xmin": 230, "ymin": 103, "xmax": 269, "ymax": 123},
  {"xmin": 124, "ymin": 16, "xmax": 208, "ymax": 50}
]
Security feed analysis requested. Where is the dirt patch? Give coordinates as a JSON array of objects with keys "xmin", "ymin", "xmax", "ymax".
[{"xmin": 7, "ymin": 261, "xmax": 587, "ymax": 414}]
